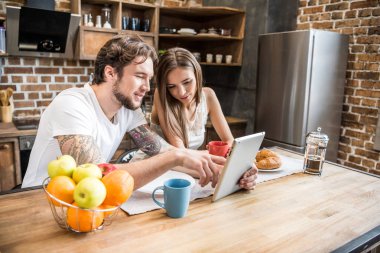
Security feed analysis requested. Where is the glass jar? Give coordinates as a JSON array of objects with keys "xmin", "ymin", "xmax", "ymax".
[
  {"xmin": 303, "ymin": 127, "xmax": 329, "ymax": 176},
  {"xmin": 102, "ymin": 5, "xmax": 112, "ymax": 28},
  {"xmin": 87, "ymin": 14, "xmax": 94, "ymax": 27}
]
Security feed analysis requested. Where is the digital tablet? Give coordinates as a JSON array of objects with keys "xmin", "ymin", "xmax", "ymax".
[{"xmin": 212, "ymin": 132, "xmax": 265, "ymax": 202}]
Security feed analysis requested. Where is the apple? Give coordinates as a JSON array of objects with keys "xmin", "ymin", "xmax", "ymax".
[
  {"xmin": 98, "ymin": 163, "xmax": 118, "ymax": 176},
  {"xmin": 47, "ymin": 155, "xmax": 77, "ymax": 178},
  {"xmin": 72, "ymin": 163, "xmax": 102, "ymax": 183},
  {"xmin": 73, "ymin": 177, "xmax": 106, "ymax": 209}
]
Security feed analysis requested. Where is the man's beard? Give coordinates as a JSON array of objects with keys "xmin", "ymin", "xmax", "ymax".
[{"xmin": 112, "ymin": 79, "xmax": 141, "ymax": 110}]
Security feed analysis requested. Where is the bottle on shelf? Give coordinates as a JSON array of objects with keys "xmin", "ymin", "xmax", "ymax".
[
  {"xmin": 102, "ymin": 5, "xmax": 112, "ymax": 29},
  {"xmin": 0, "ymin": 26, "xmax": 6, "ymax": 54},
  {"xmin": 95, "ymin": 15, "xmax": 102, "ymax": 28},
  {"xmin": 87, "ymin": 14, "xmax": 94, "ymax": 27}
]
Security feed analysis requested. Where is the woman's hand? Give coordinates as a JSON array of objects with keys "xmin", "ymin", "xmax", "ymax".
[{"xmin": 239, "ymin": 164, "xmax": 258, "ymax": 190}]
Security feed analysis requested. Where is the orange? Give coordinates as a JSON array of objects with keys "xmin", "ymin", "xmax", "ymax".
[
  {"xmin": 66, "ymin": 203, "xmax": 104, "ymax": 232},
  {"xmin": 101, "ymin": 170, "xmax": 134, "ymax": 206},
  {"xmin": 46, "ymin": 176, "xmax": 76, "ymax": 206},
  {"xmin": 100, "ymin": 204, "xmax": 118, "ymax": 218}
]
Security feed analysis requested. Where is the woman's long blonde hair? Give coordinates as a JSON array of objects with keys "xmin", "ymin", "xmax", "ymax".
[{"xmin": 155, "ymin": 48, "xmax": 203, "ymax": 148}]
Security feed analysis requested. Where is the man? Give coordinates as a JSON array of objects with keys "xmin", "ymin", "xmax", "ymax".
[{"xmin": 22, "ymin": 35, "xmax": 258, "ymax": 191}]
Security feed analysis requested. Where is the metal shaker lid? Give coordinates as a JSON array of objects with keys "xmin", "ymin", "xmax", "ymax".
[{"xmin": 306, "ymin": 127, "xmax": 329, "ymax": 147}]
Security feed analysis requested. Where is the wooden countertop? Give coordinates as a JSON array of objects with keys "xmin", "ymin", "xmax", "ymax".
[
  {"xmin": 0, "ymin": 122, "xmax": 37, "ymax": 138},
  {"xmin": 0, "ymin": 148, "xmax": 379, "ymax": 252}
]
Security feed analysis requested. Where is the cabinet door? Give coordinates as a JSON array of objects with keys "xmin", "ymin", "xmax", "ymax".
[{"xmin": 0, "ymin": 138, "xmax": 21, "ymax": 192}]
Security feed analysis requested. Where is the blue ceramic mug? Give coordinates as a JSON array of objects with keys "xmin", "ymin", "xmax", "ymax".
[{"xmin": 152, "ymin": 178, "xmax": 191, "ymax": 218}]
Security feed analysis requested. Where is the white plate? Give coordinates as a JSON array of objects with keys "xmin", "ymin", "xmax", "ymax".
[
  {"xmin": 197, "ymin": 33, "xmax": 219, "ymax": 36},
  {"xmin": 178, "ymin": 28, "xmax": 196, "ymax": 33},
  {"xmin": 178, "ymin": 31, "xmax": 197, "ymax": 35},
  {"xmin": 258, "ymin": 168, "xmax": 283, "ymax": 172},
  {"xmin": 136, "ymin": 170, "xmax": 196, "ymax": 195}
]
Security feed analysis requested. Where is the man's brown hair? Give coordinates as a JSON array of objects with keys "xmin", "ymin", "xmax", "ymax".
[{"xmin": 92, "ymin": 35, "xmax": 158, "ymax": 84}]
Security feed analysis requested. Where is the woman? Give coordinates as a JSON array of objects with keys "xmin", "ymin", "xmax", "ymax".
[
  {"xmin": 151, "ymin": 47, "xmax": 234, "ymax": 150},
  {"xmin": 151, "ymin": 48, "xmax": 257, "ymax": 190}
]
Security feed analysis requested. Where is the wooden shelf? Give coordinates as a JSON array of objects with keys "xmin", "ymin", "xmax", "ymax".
[
  {"xmin": 119, "ymin": 30, "xmax": 155, "ymax": 37},
  {"xmin": 121, "ymin": 1, "xmax": 157, "ymax": 9},
  {"xmin": 159, "ymin": 34, "xmax": 242, "ymax": 41},
  {"xmin": 159, "ymin": 6, "xmax": 245, "ymax": 16},
  {"xmin": 200, "ymin": 62, "xmax": 241, "ymax": 67},
  {"xmin": 157, "ymin": 38, "xmax": 243, "ymax": 66},
  {"xmin": 81, "ymin": 25, "xmax": 155, "ymax": 36},
  {"xmin": 158, "ymin": 6, "xmax": 245, "ymax": 66},
  {"xmin": 71, "ymin": 1, "xmax": 245, "ymax": 65},
  {"xmin": 81, "ymin": 26, "xmax": 119, "ymax": 33},
  {"xmin": 72, "ymin": 0, "xmax": 159, "ymax": 59}
]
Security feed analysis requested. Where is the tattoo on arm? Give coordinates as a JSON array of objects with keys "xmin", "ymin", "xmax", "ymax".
[
  {"xmin": 129, "ymin": 124, "xmax": 172, "ymax": 156},
  {"xmin": 56, "ymin": 135, "xmax": 103, "ymax": 165}
]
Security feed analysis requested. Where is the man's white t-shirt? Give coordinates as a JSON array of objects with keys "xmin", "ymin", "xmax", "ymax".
[{"xmin": 22, "ymin": 83, "xmax": 146, "ymax": 188}]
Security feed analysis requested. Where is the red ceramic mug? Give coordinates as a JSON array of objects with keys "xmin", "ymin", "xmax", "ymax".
[{"xmin": 207, "ymin": 141, "xmax": 230, "ymax": 157}]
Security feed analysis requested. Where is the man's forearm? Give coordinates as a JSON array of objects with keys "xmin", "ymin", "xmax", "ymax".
[{"xmin": 129, "ymin": 124, "xmax": 175, "ymax": 156}]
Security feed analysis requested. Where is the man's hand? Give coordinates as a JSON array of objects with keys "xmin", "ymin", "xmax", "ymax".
[
  {"xmin": 179, "ymin": 149, "xmax": 225, "ymax": 187},
  {"xmin": 239, "ymin": 164, "xmax": 258, "ymax": 190}
]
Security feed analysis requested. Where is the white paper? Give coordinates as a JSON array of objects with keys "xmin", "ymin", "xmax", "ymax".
[{"xmin": 121, "ymin": 170, "xmax": 213, "ymax": 215}]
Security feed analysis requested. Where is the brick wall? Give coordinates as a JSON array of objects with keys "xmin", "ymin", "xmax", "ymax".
[
  {"xmin": 298, "ymin": 0, "xmax": 380, "ymax": 175},
  {"xmin": 0, "ymin": 57, "xmax": 93, "ymax": 118}
]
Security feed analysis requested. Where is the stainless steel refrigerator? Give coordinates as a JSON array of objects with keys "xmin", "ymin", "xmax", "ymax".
[{"xmin": 255, "ymin": 30, "xmax": 349, "ymax": 161}]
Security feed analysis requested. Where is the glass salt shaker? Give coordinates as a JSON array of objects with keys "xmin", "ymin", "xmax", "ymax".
[{"xmin": 303, "ymin": 127, "xmax": 329, "ymax": 176}]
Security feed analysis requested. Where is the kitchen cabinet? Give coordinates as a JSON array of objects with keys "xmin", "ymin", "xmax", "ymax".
[
  {"xmin": 0, "ymin": 137, "xmax": 21, "ymax": 192},
  {"xmin": 71, "ymin": 0, "xmax": 158, "ymax": 60},
  {"xmin": 159, "ymin": 7, "xmax": 245, "ymax": 66},
  {"xmin": 70, "ymin": 1, "xmax": 245, "ymax": 65},
  {"xmin": 0, "ymin": 123, "xmax": 37, "ymax": 192}
]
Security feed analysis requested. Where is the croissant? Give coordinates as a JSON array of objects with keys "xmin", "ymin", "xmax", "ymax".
[{"xmin": 255, "ymin": 149, "xmax": 282, "ymax": 170}]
